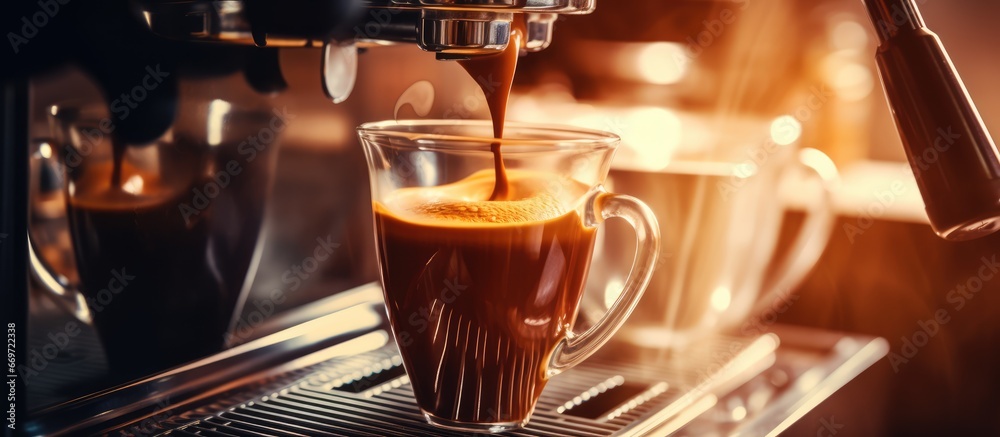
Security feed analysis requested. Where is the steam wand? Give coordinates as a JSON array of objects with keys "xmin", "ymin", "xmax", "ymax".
[{"xmin": 864, "ymin": 0, "xmax": 1000, "ymax": 241}]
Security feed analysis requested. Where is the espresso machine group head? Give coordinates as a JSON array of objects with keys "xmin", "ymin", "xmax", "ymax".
[
  {"xmin": 86, "ymin": 0, "xmax": 594, "ymax": 136},
  {"xmin": 0, "ymin": 0, "xmax": 596, "ymax": 158},
  {"xmin": 139, "ymin": 0, "xmax": 596, "ymax": 100},
  {"xmin": 141, "ymin": 0, "xmax": 594, "ymax": 55}
]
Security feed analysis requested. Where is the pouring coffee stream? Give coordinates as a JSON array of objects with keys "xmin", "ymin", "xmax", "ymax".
[
  {"xmin": 111, "ymin": 137, "xmax": 126, "ymax": 189},
  {"xmin": 458, "ymin": 23, "xmax": 525, "ymax": 201}
]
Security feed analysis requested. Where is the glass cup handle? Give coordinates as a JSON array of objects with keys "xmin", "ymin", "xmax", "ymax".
[
  {"xmin": 547, "ymin": 188, "xmax": 661, "ymax": 377},
  {"xmin": 752, "ymin": 148, "xmax": 838, "ymax": 317},
  {"xmin": 29, "ymin": 234, "xmax": 92, "ymax": 324}
]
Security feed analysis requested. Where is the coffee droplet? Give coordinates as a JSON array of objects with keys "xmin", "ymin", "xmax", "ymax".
[{"xmin": 394, "ymin": 80, "xmax": 435, "ymax": 119}]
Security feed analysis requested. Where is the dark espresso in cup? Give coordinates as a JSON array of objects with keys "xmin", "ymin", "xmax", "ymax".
[
  {"xmin": 374, "ymin": 169, "xmax": 597, "ymax": 425},
  {"xmin": 65, "ymin": 141, "xmax": 271, "ymax": 377}
]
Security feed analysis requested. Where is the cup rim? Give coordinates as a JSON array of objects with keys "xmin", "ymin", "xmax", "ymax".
[{"xmin": 357, "ymin": 119, "xmax": 620, "ymax": 152}]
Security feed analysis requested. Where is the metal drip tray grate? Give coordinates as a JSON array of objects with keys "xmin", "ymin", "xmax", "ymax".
[{"xmin": 162, "ymin": 334, "xmax": 779, "ymax": 436}]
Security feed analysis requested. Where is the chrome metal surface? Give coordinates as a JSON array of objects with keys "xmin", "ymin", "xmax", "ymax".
[
  {"xmin": 149, "ymin": 325, "xmax": 885, "ymax": 436},
  {"xmin": 25, "ymin": 285, "xmax": 387, "ymax": 436},
  {"xmin": 524, "ymin": 13, "xmax": 556, "ymax": 51},
  {"xmin": 140, "ymin": 0, "xmax": 592, "ymax": 54},
  {"xmin": 164, "ymin": 335, "xmax": 779, "ymax": 436},
  {"xmin": 27, "ymin": 282, "xmax": 887, "ymax": 436},
  {"xmin": 419, "ymin": 10, "xmax": 512, "ymax": 55},
  {"xmin": 365, "ymin": 0, "xmax": 595, "ymax": 14},
  {"xmin": 675, "ymin": 326, "xmax": 890, "ymax": 437}
]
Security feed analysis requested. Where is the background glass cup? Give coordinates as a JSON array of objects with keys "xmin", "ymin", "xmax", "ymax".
[
  {"xmin": 587, "ymin": 145, "xmax": 837, "ymax": 349},
  {"xmin": 29, "ymin": 100, "xmax": 280, "ymax": 379},
  {"xmin": 358, "ymin": 120, "xmax": 660, "ymax": 433}
]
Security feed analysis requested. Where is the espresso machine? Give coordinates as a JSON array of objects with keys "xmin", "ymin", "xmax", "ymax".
[{"xmin": 1, "ymin": 0, "xmax": 955, "ymax": 435}]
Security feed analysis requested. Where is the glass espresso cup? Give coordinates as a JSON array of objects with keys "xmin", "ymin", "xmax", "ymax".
[
  {"xmin": 591, "ymin": 146, "xmax": 837, "ymax": 350},
  {"xmin": 358, "ymin": 120, "xmax": 660, "ymax": 432},
  {"xmin": 30, "ymin": 101, "xmax": 280, "ymax": 379}
]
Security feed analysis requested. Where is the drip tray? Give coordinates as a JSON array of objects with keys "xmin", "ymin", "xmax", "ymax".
[
  {"xmin": 151, "ymin": 328, "xmax": 874, "ymax": 437},
  {"xmin": 28, "ymin": 286, "xmax": 887, "ymax": 436}
]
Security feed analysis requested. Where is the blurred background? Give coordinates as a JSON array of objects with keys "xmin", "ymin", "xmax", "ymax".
[
  {"xmin": 297, "ymin": 1, "xmax": 1000, "ymax": 434},
  {"xmin": 25, "ymin": 0, "xmax": 1000, "ymax": 434}
]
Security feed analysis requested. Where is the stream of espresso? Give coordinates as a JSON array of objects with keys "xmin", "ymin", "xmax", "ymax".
[
  {"xmin": 111, "ymin": 136, "xmax": 126, "ymax": 189},
  {"xmin": 458, "ymin": 22, "xmax": 524, "ymax": 201}
]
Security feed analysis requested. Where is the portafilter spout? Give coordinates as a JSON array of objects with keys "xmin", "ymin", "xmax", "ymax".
[{"xmin": 864, "ymin": 0, "xmax": 1000, "ymax": 241}]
